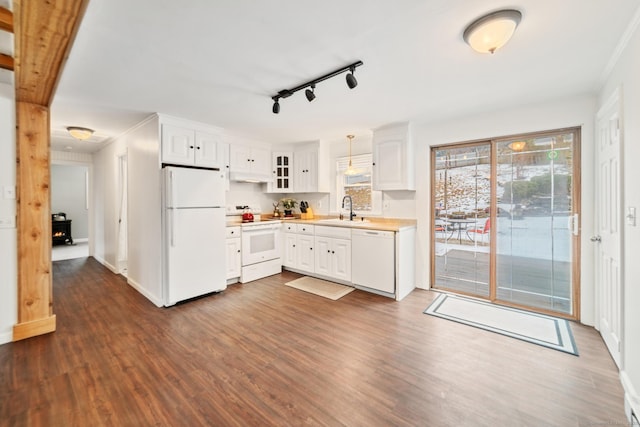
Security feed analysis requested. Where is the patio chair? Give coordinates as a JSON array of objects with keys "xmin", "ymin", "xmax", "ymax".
[
  {"xmin": 466, "ymin": 218, "xmax": 490, "ymax": 243},
  {"xmin": 435, "ymin": 219, "xmax": 448, "ymax": 238}
]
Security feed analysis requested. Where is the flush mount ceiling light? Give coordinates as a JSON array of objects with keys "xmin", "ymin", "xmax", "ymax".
[
  {"xmin": 271, "ymin": 60, "xmax": 363, "ymax": 114},
  {"xmin": 344, "ymin": 134, "xmax": 362, "ymax": 176},
  {"xmin": 66, "ymin": 126, "xmax": 94, "ymax": 140},
  {"xmin": 463, "ymin": 9, "xmax": 522, "ymax": 54}
]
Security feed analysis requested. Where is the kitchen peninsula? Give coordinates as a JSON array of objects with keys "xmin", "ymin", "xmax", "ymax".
[{"xmin": 276, "ymin": 216, "xmax": 416, "ymax": 301}]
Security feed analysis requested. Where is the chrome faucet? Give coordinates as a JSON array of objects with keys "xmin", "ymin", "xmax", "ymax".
[{"xmin": 341, "ymin": 195, "xmax": 356, "ymax": 221}]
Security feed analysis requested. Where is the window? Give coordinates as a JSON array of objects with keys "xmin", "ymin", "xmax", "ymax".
[{"xmin": 336, "ymin": 153, "xmax": 382, "ymax": 215}]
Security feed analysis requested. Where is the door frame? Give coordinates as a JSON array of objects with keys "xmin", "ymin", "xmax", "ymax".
[{"xmin": 430, "ymin": 127, "xmax": 582, "ymax": 320}]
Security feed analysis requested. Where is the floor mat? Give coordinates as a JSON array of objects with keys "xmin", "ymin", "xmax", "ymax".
[
  {"xmin": 285, "ymin": 276, "xmax": 355, "ymax": 300},
  {"xmin": 424, "ymin": 292, "xmax": 578, "ymax": 355}
]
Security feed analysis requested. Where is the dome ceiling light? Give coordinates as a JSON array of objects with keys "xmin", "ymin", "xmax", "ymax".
[
  {"xmin": 463, "ymin": 9, "xmax": 522, "ymax": 54},
  {"xmin": 66, "ymin": 126, "xmax": 94, "ymax": 140}
]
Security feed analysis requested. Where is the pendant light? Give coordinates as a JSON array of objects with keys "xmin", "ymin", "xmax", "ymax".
[{"xmin": 344, "ymin": 134, "xmax": 362, "ymax": 176}]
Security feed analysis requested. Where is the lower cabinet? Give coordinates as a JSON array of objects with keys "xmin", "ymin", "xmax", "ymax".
[
  {"xmin": 314, "ymin": 236, "xmax": 351, "ymax": 282},
  {"xmin": 281, "ymin": 222, "xmax": 415, "ymax": 301},
  {"xmin": 226, "ymin": 227, "xmax": 241, "ymax": 281},
  {"xmin": 282, "ymin": 224, "xmax": 315, "ymax": 274}
]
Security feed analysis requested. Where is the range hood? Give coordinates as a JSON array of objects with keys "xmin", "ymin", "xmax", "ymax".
[{"xmin": 229, "ymin": 171, "xmax": 272, "ymax": 183}]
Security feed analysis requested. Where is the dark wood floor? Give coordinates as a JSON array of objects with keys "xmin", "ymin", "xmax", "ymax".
[{"xmin": 0, "ymin": 257, "xmax": 626, "ymax": 426}]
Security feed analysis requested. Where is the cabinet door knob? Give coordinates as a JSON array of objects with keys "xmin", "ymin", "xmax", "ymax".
[
  {"xmin": 237, "ymin": 249, "xmax": 241, "ymax": 253},
  {"xmin": 196, "ymin": 146, "xmax": 201, "ymax": 150},
  {"xmin": 331, "ymin": 250, "xmax": 335, "ymax": 254},
  {"xmin": 190, "ymin": 145, "xmax": 194, "ymax": 149}
]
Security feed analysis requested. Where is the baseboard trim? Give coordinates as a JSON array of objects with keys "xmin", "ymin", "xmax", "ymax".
[
  {"xmin": 126, "ymin": 277, "xmax": 163, "ymax": 308},
  {"xmin": 621, "ymin": 370, "xmax": 640, "ymax": 423},
  {"xmin": 13, "ymin": 315, "xmax": 56, "ymax": 341},
  {"xmin": 93, "ymin": 255, "xmax": 118, "ymax": 274}
]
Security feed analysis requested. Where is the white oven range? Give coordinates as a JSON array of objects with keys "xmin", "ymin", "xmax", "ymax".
[{"xmin": 226, "ymin": 206, "xmax": 282, "ymax": 283}]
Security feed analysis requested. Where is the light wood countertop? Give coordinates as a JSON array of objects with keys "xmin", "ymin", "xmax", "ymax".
[{"xmin": 261, "ymin": 215, "xmax": 417, "ymax": 232}]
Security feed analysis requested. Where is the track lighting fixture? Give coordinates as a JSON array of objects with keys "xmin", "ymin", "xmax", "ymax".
[
  {"xmin": 305, "ymin": 84, "xmax": 316, "ymax": 102},
  {"xmin": 345, "ymin": 66, "xmax": 358, "ymax": 89},
  {"xmin": 271, "ymin": 60, "xmax": 363, "ymax": 114}
]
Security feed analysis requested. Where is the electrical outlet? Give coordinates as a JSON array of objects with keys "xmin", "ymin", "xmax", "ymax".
[
  {"xmin": 317, "ymin": 200, "xmax": 322, "ymax": 209},
  {"xmin": 383, "ymin": 200, "xmax": 390, "ymax": 210}
]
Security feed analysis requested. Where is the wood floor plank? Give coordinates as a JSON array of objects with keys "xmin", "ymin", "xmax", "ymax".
[{"xmin": 0, "ymin": 257, "xmax": 627, "ymax": 426}]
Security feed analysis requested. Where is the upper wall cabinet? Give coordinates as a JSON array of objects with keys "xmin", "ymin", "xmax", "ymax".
[
  {"xmin": 372, "ymin": 122, "xmax": 415, "ymax": 191},
  {"xmin": 161, "ymin": 123, "xmax": 226, "ymax": 169},
  {"xmin": 270, "ymin": 151, "xmax": 293, "ymax": 193},
  {"xmin": 229, "ymin": 144, "xmax": 271, "ymax": 182},
  {"xmin": 293, "ymin": 149, "xmax": 319, "ymax": 193},
  {"xmin": 270, "ymin": 141, "xmax": 328, "ymax": 193}
]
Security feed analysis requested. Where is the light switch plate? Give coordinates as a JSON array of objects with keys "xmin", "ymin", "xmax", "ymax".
[
  {"xmin": 627, "ymin": 207, "xmax": 636, "ymax": 226},
  {"xmin": 3, "ymin": 185, "xmax": 15, "ymax": 199},
  {"xmin": 0, "ymin": 217, "xmax": 15, "ymax": 228}
]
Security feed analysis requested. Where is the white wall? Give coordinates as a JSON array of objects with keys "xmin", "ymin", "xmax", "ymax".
[
  {"xmin": 0, "ymin": 82, "xmax": 17, "ymax": 345},
  {"xmin": 412, "ymin": 94, "xmax": 597, "ymax": 322},
  {"xmin": 92, "ymin": 130, "xmax": 127, "ymax": 272},
  {"xmin": 599, "ymin": 15, "xmax": 640, "ymax": 420}
]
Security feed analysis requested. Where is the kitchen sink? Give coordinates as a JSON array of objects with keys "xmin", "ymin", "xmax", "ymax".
[{"xmin": 317, "ymin": 218, "xmax": 371, "ymax": 226}]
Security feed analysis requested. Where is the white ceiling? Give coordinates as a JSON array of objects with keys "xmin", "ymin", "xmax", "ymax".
[{"xmin": 40, "ymin": 0, "xmax": 640, "ymax": 153}]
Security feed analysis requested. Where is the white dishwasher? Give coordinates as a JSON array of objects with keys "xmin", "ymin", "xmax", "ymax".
[{"xmin": 351, "ymin": 229, "xmax": 395, "ymax": 294}]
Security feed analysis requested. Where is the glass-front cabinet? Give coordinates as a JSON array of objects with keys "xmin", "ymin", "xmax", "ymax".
[{"xmin": 271, "ymin": 152, "xmax": 292, "ymax": 192}]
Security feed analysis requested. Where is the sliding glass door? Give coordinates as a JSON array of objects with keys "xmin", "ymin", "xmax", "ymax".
[
  {"xmin": 431, "ymin": 128, "xmax": 580, "ymax": 317},
  {"xmin": 433, "ymin": 143, "xmax": 491, "ymax": 298}
]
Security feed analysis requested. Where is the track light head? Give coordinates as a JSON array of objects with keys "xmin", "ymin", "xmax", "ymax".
[
  {"xmin": 346, "ymin": 67, "xmax": 358, "ymax": 89},
  {"xmin": 272, "ymin": 99, "xmax": 280, "ymax": 114},
  {"xmin": 305, "ymin": 85, "xmax": 316, "ymax": 102}
]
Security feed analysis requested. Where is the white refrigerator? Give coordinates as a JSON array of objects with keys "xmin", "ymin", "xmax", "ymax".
[{"xmin": 163, "ymin": 166, "xmax": 226, "ymax": 306}]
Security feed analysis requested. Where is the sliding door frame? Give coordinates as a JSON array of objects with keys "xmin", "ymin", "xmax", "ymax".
[{"xmin": 431, "ymin": 127, "xmax": 582, "ymax": 320}]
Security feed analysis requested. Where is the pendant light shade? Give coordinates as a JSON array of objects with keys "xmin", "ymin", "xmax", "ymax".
[{"xmin": 463, "ymin": 9, "xmax": 522, "ymax": 54}]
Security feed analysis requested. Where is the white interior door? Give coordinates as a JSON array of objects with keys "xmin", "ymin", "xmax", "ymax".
[{"xmin": 595, "ymin": 89, "xmax": 623, "ymax": 368}]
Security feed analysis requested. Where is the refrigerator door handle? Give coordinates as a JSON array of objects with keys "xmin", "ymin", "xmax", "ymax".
[
  {"xmin": 169, "ymin": 208, "xmax": 175, "ymax": 247},
  {"xmin": 168, "ymin": 170, "xmax": 175, "ymax": 207}
]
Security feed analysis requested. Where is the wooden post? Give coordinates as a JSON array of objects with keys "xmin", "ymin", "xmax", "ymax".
[
  {"xmin": 12, "ymin": 0, "xmax": 88, "ymax": 341},
  {"xmin": 12, "ymin": 101, "xmax": 56, "ymax": 340}
]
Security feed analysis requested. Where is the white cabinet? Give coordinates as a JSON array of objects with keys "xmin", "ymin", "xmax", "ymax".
[
  {"xmin": 270, "ymin": 140, "xmax": 328, "ymax": 193},
  {"xmin": 293, "ymin": 150, "xmax": 318, "ymax": 192},
  {"xmin": 282, "ymin": 223, "xmax": 315, "ymax": 274},
  {"xmin": 162, "ymin": 124, "xmax": 225, "ymax": 169},
  {"xmin": 270, "ymin": 152, "xmax": 293, "ymax": 193},
  {"xmin": 296, "ymin": 234, "xmax": 315, "ymax": 273},
  {"xmin": 372, "ymin": 123, "xmax": 415, "ymax": 191},
  {"xmin": 314, "ymin": 226, "xmax": 351, "ymax": 282},
  {"xmin": 282, "ymin": 232, "xmax": 297, "ymax": 267},
  {"xmin": 229, "ymin": 145, "xmax": 271, "ymax": 180},
  {"xmin": 225, "ymin": 226, "xmax": 241, "ymax": 281}
]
